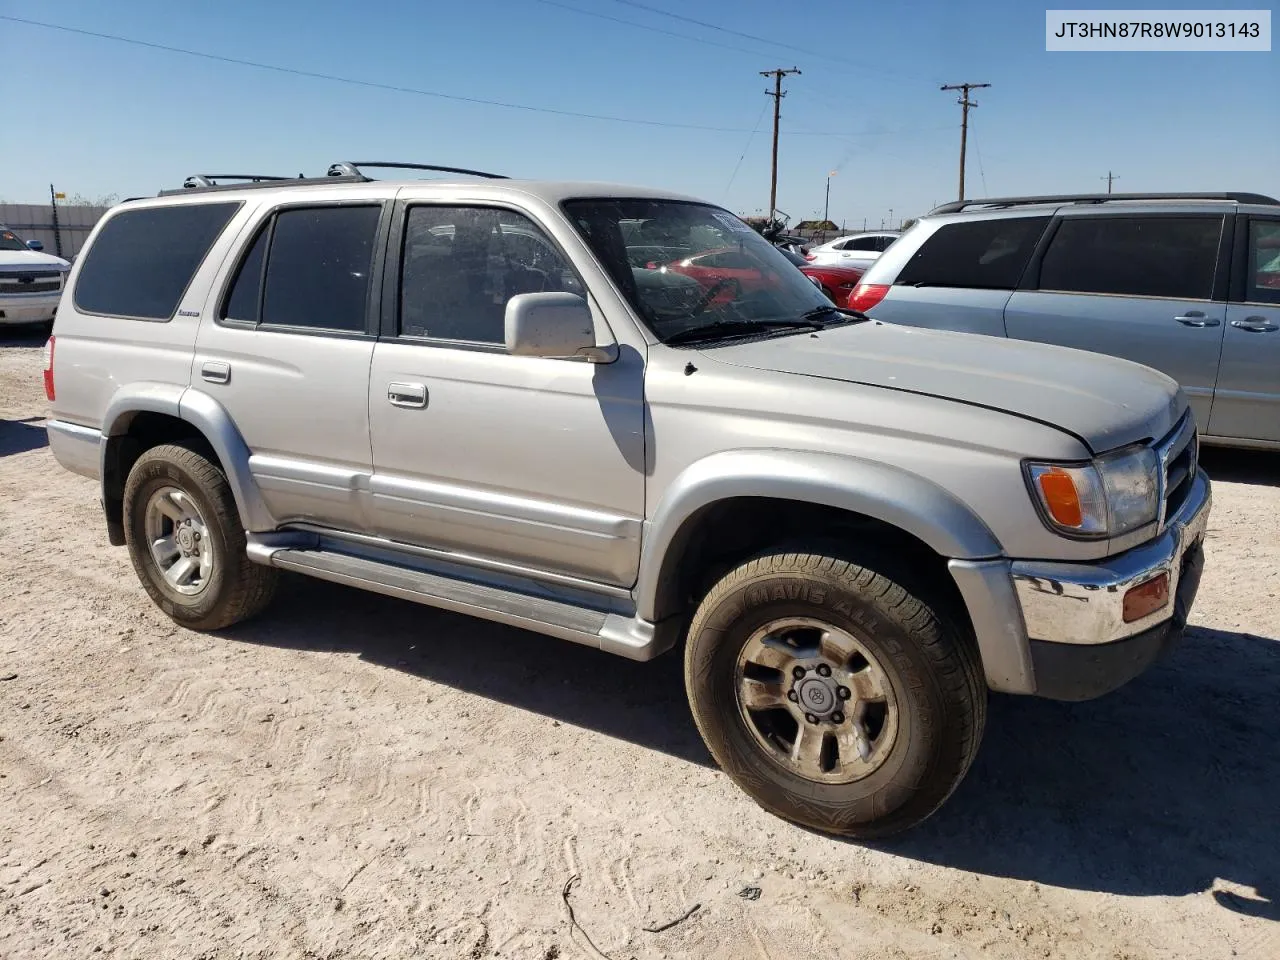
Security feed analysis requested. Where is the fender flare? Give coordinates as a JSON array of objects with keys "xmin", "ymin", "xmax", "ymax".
[
  {"xmin": 635, "ymin": 448, "xmax": 1003, "ymax": 622},
  {"xmin": 100, "ymin": 383, "xmax": 274, "ymax": 532}
]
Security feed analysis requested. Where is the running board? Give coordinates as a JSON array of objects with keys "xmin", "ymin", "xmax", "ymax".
[{"xmin": 247, "ymin": 536, "xmax": 670, "ymax": 661}]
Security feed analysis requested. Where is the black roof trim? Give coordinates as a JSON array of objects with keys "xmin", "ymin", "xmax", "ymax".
[
  {"xmin": 928, "ymin": 192, "xmax": 1280, "ymax": 216},
  {"xmin": 159, "ymin": 175, "xmax": 369, "ymax": 197}
]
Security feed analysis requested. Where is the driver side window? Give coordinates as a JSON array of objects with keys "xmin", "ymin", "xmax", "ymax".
[{"xmin": 399, "ymin": 206, "xmax": 582, "ymax": 343}]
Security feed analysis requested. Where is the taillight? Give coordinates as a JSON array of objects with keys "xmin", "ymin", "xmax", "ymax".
[
  {"xmin": 803, "ymin": 253, "xmax": 816, "ymax": 261},
  {"xmin": 847, "ymin": 283, "xmax": 890, "ymax": 313},
  {"xmin": 43, "ymin": 335, "xmax": 55, "ymax": 401}
]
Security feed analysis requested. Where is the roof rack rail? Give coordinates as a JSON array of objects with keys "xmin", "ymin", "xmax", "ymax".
[
  {"xmin": 182, "ymin": 174, "xmax": 295, "ymax": 189},
  {"xmin": 328, "ymin": 161, "xmax": 508, "ymax": 180},
  {"xmin": 928, "ymin": 192, "xmax": 1280, "ymax": 216},
  {"xmin": 158, "ymin": 172, "xmax": 369, "ymax": 197}
]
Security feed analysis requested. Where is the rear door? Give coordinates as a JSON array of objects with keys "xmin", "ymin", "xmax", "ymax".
[
  {"xmin": 1004, "ymin": 213, "xmax": 1229, "ymax": 428},
  {"xmin": 864, "ymin": 215, "xmax": 1050, "ymax": 336},
  {"xmin": 192, "ymin": 198, "xmax": 388, "ymax": 530},
  {"xmin": 1208, "ymin": 215, "xmax": 1280, "ymax": 443}
]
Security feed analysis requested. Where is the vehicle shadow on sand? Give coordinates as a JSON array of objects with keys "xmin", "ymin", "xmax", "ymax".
[
  {"xmin": 229, "ymin": 574, "xmax": 1280, "ymax": 913},
  {"xmin": 0, "ymin": 417, "xmax": 49, "ymax": 457},
  {"xmin": 1200, "ymin": 446, "xmax": 1280, "ymax": 487}
]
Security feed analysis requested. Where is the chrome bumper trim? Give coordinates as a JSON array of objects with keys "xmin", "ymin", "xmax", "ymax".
[{"xmin": 1011, "ymin": 468, "xmax": 1211, "ymax": 646}]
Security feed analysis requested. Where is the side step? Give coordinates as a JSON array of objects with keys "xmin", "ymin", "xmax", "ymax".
[{"xmin": 248, "ymin": 537, "xmax": 670, "ymax": 661}]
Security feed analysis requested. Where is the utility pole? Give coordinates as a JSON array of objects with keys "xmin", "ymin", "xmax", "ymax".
[
  {"xmin": 824, "ymin": 170, "xmax": 836, "ymax": 226},
  {"xmin": 940, "ymin": 82, "xmax": 990, "ymax": 201},
  {"xmin": 888, "ymin": 207, "xmax": 894, "ymax": 230},
  {"xmin": 1101, "ymin": 170, "xmax": 1119, "ymax": 194},
  {"xmin": 761, "ymin": 67, "xmax": 801, "ymax": 224}
]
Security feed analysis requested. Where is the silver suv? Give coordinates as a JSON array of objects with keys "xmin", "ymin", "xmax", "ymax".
[
  {"xmin": 45, "ymin": 163, "xmax": 1211, "ymax": 837},
  {"xmin": 851, "ymin": 192, "xmax": 1280, "ymax": 448}
]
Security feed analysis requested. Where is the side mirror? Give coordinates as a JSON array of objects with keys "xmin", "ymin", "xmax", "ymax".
[
  {"xmin": 26, "ymin": 240, "xmax": 44, "ymax": 251},
  {"xmin": 504, "ymin": 292, "xmax": 615, "ymax": 361}
]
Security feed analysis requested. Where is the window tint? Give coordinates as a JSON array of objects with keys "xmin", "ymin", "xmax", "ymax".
[
  {"xmin": 1039, "ymin": 216, "xmax": 1222, "ymax": 300},
  {"xmin": 400, "ymin": 206, "xmax": 583, "ymax": 343},
  {"xmin": 74, "ymin": 202, "xmax": 239, "ymax": 319},
  {"xmin": 845, "ymin": 236, "xmax": 881, "ymax": 251},
  {"xmin": 896, "ymin": 217, "xmax": 1049, "ymax": 290},
  {"xmin": 1246, "ymin": 220, "xmax": 1280, "ymax": 304},
  {"xmin": 261, "ymin": 206, "xmax": 381, "ymax": 332},
  {"xmin": 221, "ymin": 223, "xmax": 269, "ymax": 323},
  {"xmin": 877, "ymin": 236, "xmax": 898, "ymax": 251}
]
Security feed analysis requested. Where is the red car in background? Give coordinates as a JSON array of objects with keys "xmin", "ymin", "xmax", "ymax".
[{"xmin": 654, "ymin": 247, "xmax": 865, "ymax": 308}]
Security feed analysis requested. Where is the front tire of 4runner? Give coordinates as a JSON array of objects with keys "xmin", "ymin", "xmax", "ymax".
[
  {"xmin": 123, "ymin": 442, "xmax": 278, "ymax": 631},
  {"xmin": 684, "ymin": 548, "xmax": 986, "ymax": 838}
]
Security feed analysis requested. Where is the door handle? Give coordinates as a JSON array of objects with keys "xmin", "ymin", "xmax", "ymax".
[
  {"xmin": 1230, "ymin": 317, "xmax": 1279, "ymax": 333},
  {"xmin": 387, "ymin": 382, "xmax": 428, "ymax": 408},
  {"xmin": 1173, "ymin": 312, "xmax": 1220, "ymax": 328},
  {"xmin": 200, "ymin": 360, "xmax": 231, "ymax": 384}
]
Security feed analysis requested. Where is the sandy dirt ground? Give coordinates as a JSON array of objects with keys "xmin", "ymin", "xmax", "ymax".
[{"xmin": 2, "ymin": 327, "xmax": 1278, "ymax": 960}]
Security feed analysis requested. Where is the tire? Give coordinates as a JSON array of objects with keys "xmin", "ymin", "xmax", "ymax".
[
  {"xmin": 684, "ymin": 548, "xmax": 986, "ymax": 838},
  {"xmin": 123, "ymin": 442, "xmax": 278, "ymax": 630}
]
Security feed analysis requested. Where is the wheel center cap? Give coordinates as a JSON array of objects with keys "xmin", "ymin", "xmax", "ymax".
[
  {"xmin": 796, "ymin": 677, "xmax": 836, "ymax": 716},
  {"xmin": 177, "ymin": 528, "xmax": 195, "ymax": 551}
]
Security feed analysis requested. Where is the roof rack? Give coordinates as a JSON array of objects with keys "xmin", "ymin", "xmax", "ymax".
[
  {"xmin": 928, "ymin": 192, "xmax": 1280, "ymax": 216},
  {"xmin": 327, "ymin": 161, "xmax": 508, "ymax": 180},
  {"xmin": 182, "ymin": 174, "xmax": 296, "ymax": 189}
]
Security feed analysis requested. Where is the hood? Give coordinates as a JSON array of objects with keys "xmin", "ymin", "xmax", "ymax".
[
  {"xmin": 703, "ymin": 321, "xmax": 1185, "ymax": 453},
  {"xmin": 0, "ymin": 249, "xmax": 70, "ymax": 271}
]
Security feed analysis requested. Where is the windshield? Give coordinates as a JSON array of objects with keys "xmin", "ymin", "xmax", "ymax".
[
  {"xmin": 0, "ymin": 229, "xmax": 30, "ymax": 252},
  {"xmin": 562, "ymin": 199, "xmax": 833, "ymax": 343}
]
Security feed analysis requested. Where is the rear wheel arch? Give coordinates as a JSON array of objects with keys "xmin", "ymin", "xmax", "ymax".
[{"xmin": 100, "ymin": 387, "xmax": 272, "ymax": 545}]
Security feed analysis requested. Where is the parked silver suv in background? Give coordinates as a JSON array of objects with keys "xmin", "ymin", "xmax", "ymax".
[
  {"xmin": 45, "ymin": 164, "xmax": 1210, "ymax": 837},
  {"xmin": 852, "ymin": 192, "xmax": 1280, "ymax": 448}
]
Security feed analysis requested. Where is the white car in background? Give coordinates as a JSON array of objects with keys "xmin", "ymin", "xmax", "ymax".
[
  {"xmin": 0, "ymin": 226, "xmax": 71, "ymax": 329},
  {"xmin": 805, "ymin": 230, "xmax": 900, "ymax": 269}
]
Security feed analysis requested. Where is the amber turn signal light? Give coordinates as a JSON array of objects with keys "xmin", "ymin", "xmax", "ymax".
[
  {"xmin": 1036, "ymin": 467, "xmax": 1083, "ymax": 528},
  {"xmin": 1122, "ymin": 573, "xmax": 1170, "ymax": 623}
]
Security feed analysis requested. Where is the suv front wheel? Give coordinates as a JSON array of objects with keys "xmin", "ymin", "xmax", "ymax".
[
  {"xmin": 684, "ymin": 548, "xmax": 986, "ymax": 837},
  {"xmin": 122, "ymin": 442, "xmax": 278, "ymax": 630}
]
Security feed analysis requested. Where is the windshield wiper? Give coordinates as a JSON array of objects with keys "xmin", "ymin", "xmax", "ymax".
[
  {"xmin": 801, "ymin": 305, "xmax": 873, "ymax": 323},
  {"xmin": 665, "ymin": 317, "xmax": 824, "ymax": 345}
]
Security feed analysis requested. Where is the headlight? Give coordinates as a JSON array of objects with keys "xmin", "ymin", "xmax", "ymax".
[{"xmin": 1025, "ymin": 445, "xmax": 1159, "ymax": 538}]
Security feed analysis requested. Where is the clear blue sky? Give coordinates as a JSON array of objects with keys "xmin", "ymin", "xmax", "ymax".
[{"xmin": 1, "ymin": 0, "xmax": 1276, "ymax": 226}]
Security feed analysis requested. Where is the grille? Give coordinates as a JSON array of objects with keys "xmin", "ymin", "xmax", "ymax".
[
  {"xmin": 1158, "ymin": 415, "xmax": 1197, "ymax": 525},
  {"xmin": 0, "ymin": 271, "xmax": 62, "ymax": 296}
]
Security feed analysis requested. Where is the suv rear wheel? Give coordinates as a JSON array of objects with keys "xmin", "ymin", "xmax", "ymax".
[
  {"xmin": 123, "ymin": 442, "xmax": 277, "ymax": 630},
  {"xmin": 684, "ymin": 548, "xmax": 985, "ymax": 837}
]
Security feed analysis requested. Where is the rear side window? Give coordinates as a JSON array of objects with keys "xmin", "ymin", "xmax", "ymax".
[
  {"xmin": 844, "ymin": 236, "xmax": 881, "ymax": 251},
  {"xmin": 74, "ymin": 202, "xmax": 240, "ymax": 319},
  {"xmin": 1245, "ymin": 220, "xmax": 1280, "ymax": 305},
  {"xmin": 1038, "ymin": 216, "xmax": 1223, "ymax": 300},
  {"xmin": 261, "ymin": 206, "xmax": 381, "ymax": 331},
  {"xmin": 896, "ymin": 217, "xmax": 1049, "ymax": 290}
]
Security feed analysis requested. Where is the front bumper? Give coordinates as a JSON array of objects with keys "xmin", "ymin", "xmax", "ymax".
[
  {"xmin": 950, "ymin": 467, "xmax": 1211, "ymax": 700},
  {"xmin": 1011, "ymin": 468, "xmax": 1210, "ymax": 648},
  {"xmin": 0, "ymin": 295, "xmax": 59, "ymax": 325}
]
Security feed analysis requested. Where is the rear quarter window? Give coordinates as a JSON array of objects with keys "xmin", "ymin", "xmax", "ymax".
[
  {"xmin": 895, "ymin": 217, "xmax": 1050, "ymax": 290},
  {"xmin": 73, "ymin": 202, "xmax": 240, "ymax": 319}
]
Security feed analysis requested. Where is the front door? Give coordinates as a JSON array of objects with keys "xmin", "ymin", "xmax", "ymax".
[
  {"xmin": 1004, "ymin": 213, "xmax": 1229, "ymax": 429},
  {"xmin": 192, "ymin": 200, "xmax": 386, "ymax": 530},
  {"xmin": 1208, "ymin": 216, "xmax": 1280, "ymax": 444},
  {"xmin": 367, "ymin": 202, "xmax": 645, "ymax": 586}
]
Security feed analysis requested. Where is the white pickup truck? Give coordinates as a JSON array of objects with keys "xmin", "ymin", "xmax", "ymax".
[{"xmin": 0, "ymin": 226, "xmax": 71, "ymax": 329}]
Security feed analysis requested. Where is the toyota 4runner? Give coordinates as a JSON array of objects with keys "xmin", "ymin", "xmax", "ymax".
[{"xmin": 44, "ymin": 163, "xmax": 1211, "ymax": 836}]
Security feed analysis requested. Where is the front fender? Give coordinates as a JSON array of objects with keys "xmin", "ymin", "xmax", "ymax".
[
  {"xmin": 100, "ymin": 383, "xmax": 274, "ymax": 532},
  {"xmin": 635, "ymin": 448, "xmax": 1002, "ymax": 622}
]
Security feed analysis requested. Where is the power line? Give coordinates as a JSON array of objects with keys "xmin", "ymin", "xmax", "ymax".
[
  {"xmin": 0, "ymin": 14, "xmax": 761, "ymax": 133},
  {"xmin": 530, "ymin": 0, "xmax": 778, "ymax": 60},
  {"xmin": 723, "ymin": 101, "xmax": 771, "ymax": 200}
]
